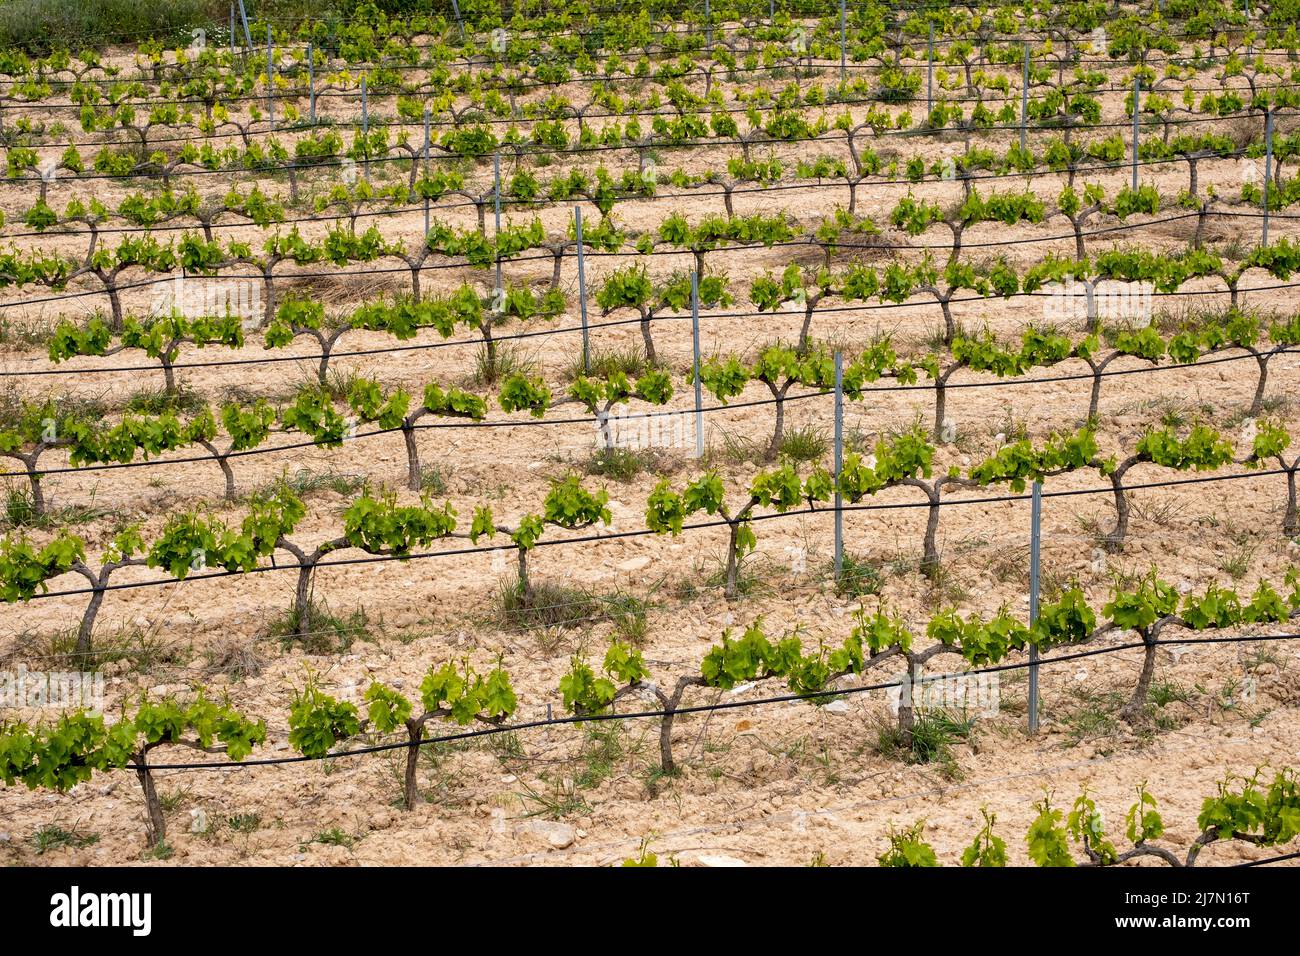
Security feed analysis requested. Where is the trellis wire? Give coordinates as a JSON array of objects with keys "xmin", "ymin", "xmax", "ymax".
[
  {"xmin": 0, "ymin": 141, "xmax": 1284, "ymax": 246},
  {"xmin": 8, "ymin": 341, "xmax": 1288, "ymax": 489},
  {"xmin": 3, "ymin": 96, "xmax": 1286, "ymax": 183},
  {"xmin": 2, "ymin": 308, "xmax": 1296, "ymax": 417},
  {"xmin": 2, "ymin": 63, "xmax": 1287, "ymax": 124},
  {"xmin": 0, "ymin": 11, "xmax": 1287, "ymax": 97},
  {"xmin": 99, "ymin": 630, "xmax": 1300, "ymax": 771},
  {"xmin": 11, "ymin": 465, "xmax": 1300, "ymax": 604},
  {"xmin": 2, "ymin": 204, "xmax": 1297, "ymax": 320}
]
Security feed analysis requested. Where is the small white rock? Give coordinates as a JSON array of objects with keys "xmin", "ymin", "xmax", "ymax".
[{"xmin": 515, "ymin": 820, "xmax": 576, "ymax": 849}]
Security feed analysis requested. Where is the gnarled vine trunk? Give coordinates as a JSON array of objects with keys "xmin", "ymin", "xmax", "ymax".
[
  {"xmin": 638, "ymin": 307, "xmax": 656, "ymax": 365},
  {"xmin": 921, "ymin": 493, "xmax": 942, "ymax": 579},
  {"xmin": 1121, "ymin": 628, "xmax": 1158, "ymax": 722},
  {"xmin": 403, "ymin": 425, "xmax": 423, "ymax": 491},
  {"xmin": 7, "ymin": 447, "xmax": 48, "ymax": 516},
  {"xmin": 1284, "ymin": 468, "xmax": 1297, "ymax": 537},
  {"xmin": 134, "ymin": 753, "xmax": 166, "ymax": 848},
  {"xmin": 766, "ymin": 385, "xmax": 790, "ymax": 460},
  {"xmin": 933, "ymin": 364, "xmax": 961, "ymax": 442},
  {"xmin": 1250, "ymin": 350, "xmax": 1270, "ymax": 416},
  {"xmin": 198, "ymin": 441, "xmax": 237, "ymax": 500},
  {"xmin": 1104, "ymin": 462, "xmax": 1134, "ymax": 553},
  {"xmin": 1087, "ymin": 360, "xmax": 1105, "ymax": 420},
  {"xmin": 724, "ymin": 520, "xmax": 744, "ymax": 600},
  {"xmin": 279, "ymin": 536, "xmax": 347, "ymax": 638},
  {"xmin": 516, "ymin": 546, "xmax": 532, "ymax": 601},
  {"xmin": 896, "ymin": 655, "xmax": 922, "ymax": 742},
  {"xmin": 71, "ymin": 558, "xmax": 144, "ymax": 657},
  {"xmin": 403, "ymin": 720, "xmax": 425, "ymax": 810},
  {"xmin": 654, "ymin": 677, "xmax": 701, "ymax": 775}
]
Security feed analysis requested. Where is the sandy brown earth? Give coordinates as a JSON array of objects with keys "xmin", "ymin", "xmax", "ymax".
[{"xmin": 1, "ymin": 26, "xmax": 1299, "ymax": 866}]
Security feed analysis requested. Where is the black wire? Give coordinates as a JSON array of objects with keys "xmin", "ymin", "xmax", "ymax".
[
  {"xmin": 0, "ymin": 7, "xmax": 1279, "ymax": 90},
  {"xmin": 0, "ymin": 103, "xmax": 1278, "ymax": 186},
  {"xmin": 2, "ymin": 68, "xmax": 1285, "ymax": 147},
  {"xmin": 1, "ymin": 18, "xmax": 1281, "ymax": 93},
  {"xmin": 3, "ymin": 19, "xmax": 1269, "ymax": 82},
  {"xmin": 1236, "ymin": 850, "xmax": 1300, "ymax": 867},
  {"xmin": 113, "ymin": 629, "xmax": 1300, "ymax": 771},
  {"xmin": 10, "ymin": 465, "xmax": 1296, "ymax": 603},
  {"xmin": 1, "ymin": 206, "xmax": 1296, "ymax": 314},
  {"xmin": 0, "ymin": 241, "xmax": 1294, "ymax": 375},
  {"xmin": 0, "ymin": 143, "xmax": 1285, "ymax": 247},
  {"xmin": 4, "ymin": 345, "xmax": 1294, "ymax": 481},
  {"xmin": 0, "ymin": 133, "xmax": 1277, "ymax": 242},
  {"xmin": 2, "ymin": 389, "xmax": 830, "ymax": 478}
]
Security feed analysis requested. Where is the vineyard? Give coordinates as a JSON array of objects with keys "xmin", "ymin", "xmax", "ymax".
[{"xmin": 1, "ymin": 0, "xmax": 1300, "ymax": 869}]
